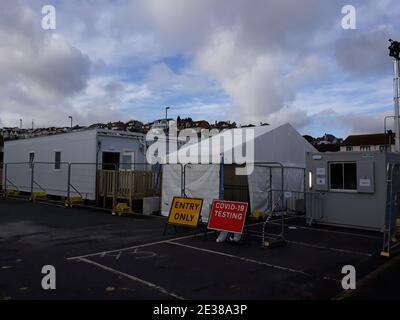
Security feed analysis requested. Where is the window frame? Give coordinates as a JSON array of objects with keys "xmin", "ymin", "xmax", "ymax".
[
  {"xmin": 329, "ymin": 161, "xmax": 357, "ymax": 193},
  {"xmin": 120, "ymin": 151, "xmax": 135, "ymax": 171}
]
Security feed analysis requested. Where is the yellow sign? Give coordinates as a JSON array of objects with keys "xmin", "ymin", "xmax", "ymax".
[{"xmin": 167, "ymin": 197, "xmax": 203, "ymax": 227}]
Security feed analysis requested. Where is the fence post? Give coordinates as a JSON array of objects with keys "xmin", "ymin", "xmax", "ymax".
[
  {"xmin": 280, "ymin": 165, "xmax": 284, "ymax": 237},
  {"xmin": 66, "ymin": 163, "xmax": 71, "ymax": 206},
  {"xmin": 113, "ymin": 164, "xmax": 118, "ymax": 208},
  {"xmin": 181, "ymin": 164, "xmax": 185, "ymax": 197},
  {"xmin": 30, "ymin": 162, "xmax": 34, "ymax": 201},
  {"xmin": 303, "ymin": 168, "xmax": 306, "ymax": 203},
  {"xmin": 95, "ymin": 163, "xmax": 99, "ymax": 205},
  {"xmin": 219, "ymin": 156, "xmax": 225, "ymax": 200},
  {"xmin": 4, "ymin": 163, "xmax": 7, "ymax": 197},
  {"xmin": 269, "ymin": 167, "xmax": 272, "ymax": 212}
]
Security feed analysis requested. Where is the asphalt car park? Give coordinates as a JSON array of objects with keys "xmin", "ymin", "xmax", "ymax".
[{"xmin": 0, "ymin": 197, "xmax": 394, "ymax": 300}]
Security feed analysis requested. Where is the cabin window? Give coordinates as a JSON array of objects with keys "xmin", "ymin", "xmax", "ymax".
[
  {"xmin": 330, "ymin": 162, "xmax": 357, "ymax": 191},
  {"xmin": 360, "ymin": 145, "xmax": 371, "ymax": 151},
  {"xmin": 29, "ymin": 152, "xmax": 35, "ymax": 169},
  {"xmin": 54, "ymin": 151, "xmax": 61, "ymax": 170},
  {"xmin": 121, "ymin": 152, "xmax": 135, "ymax": 170},
  {"xmin": 346, "ymin": 146, "xmax": 353, "ymax": 151}
]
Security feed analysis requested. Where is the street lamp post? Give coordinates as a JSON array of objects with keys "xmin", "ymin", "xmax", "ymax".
[
  {"xmin": 68, "ymin": 116, "xmax": 73, "ymax": 129},
  {"xmin": 19, "ymin": 119, "xmax": 22, "ymax": 129},
  {"xmin": 165, "ymin": 107, "xmax": 170, "ymax": 126}
]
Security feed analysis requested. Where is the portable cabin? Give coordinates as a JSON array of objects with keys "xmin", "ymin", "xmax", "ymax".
[
  {"xmin": 3, "ymin": 129, "xmax": 153, "ymax": 204},
  {"xmin": 306, "ymin": 151, "xmax": 400, "ymax": 233}
]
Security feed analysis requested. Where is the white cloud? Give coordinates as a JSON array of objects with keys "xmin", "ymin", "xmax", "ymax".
[
  {"xmin": 146, "ymin": 63, "xmax": 220, "ymax": 95},
  {"xmin": 335, "ymin": 25, "xmax": 394, "ymax": 77},
  {"xmin": 1, "ymin": 0, "xmax": 400, "ymax": 136},
  {"xmin": 0, "ymin": 1, "xmax": 92, "ymax": 127}
]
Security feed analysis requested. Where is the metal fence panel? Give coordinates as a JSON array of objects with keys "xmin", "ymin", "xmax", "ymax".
[
  {"xmin": 4, "ymin": 162, "xmax": 31, "ymax": 193},
  {"xmin": 69, "ymin": 163, "xmax": 98, "ymax": 200},
  {"xmin": 33, "ymin": 162, "xmax": 69, "ymax": 196}
]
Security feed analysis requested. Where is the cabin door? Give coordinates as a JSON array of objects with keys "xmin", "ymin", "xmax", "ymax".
[{"xmin": 102, "ymin": 152, "xmax": 120, "ymax": 170}]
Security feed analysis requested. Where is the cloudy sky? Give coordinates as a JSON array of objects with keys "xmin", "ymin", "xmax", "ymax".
[{"xmin": 1, "ymin": 0, "xmax": 400, "ymax": 137}]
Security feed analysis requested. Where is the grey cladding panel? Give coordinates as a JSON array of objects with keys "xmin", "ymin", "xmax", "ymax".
[{"xmin": 357, "ymin": 160, "xmax": 374, "ymax": 193}]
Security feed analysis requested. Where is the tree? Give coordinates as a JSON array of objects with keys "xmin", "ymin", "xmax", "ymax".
[{"xmin": 303, "ymin": 135, "xmax": 315, "ymax": 144}]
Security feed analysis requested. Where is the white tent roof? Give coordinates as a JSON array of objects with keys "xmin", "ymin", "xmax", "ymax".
[{"xmin": 163, "ymin": 122, "xmax": 316, "ymax": 167}]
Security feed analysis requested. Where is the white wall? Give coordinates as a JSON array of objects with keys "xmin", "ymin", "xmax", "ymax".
[
  {"xmin": 4, "ymin": 130, "xmax": 97, "ymax": 199},
  {"xmin": 4, "ymin": 130, "xmax": 97, "ymax": 164}
]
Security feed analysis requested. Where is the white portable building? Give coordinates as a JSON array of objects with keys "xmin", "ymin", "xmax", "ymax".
[
  {"xmin": 3, "ymin": 129, "xmax": 147, "ymax": 200},
  {"xmin": 161, "ymin": 123, "xmax": 316, "ymax": 221}
]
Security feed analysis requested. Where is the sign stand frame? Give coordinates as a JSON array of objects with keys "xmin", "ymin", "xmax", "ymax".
[
  {"xmin": 237, "ymin": 219, "xmax": 253, "ymax": 245},
  {"xmin": 163, "ymin": 219, "xmax": 208, "ymax": 237}
]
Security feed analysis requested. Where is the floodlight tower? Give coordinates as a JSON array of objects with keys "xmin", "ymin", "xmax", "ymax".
[
  {"xmin": 394, "ymin": 60, "xmax": 400, "ymax": 152},
  {"xmin": 389, "ymin": 39, "xmax": 400, "ymax": 152}
]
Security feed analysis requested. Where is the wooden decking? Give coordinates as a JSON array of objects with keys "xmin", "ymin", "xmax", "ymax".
[{"xmin": 97, "ymin": 169, "xmax": 160, "ymax": 207}]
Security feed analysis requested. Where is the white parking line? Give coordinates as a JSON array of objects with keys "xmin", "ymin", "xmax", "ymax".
[
  {"xmin": 284, "ymin": 239, "xmax": 373, "ymax": 257},
  {"xmin": 77, "ymin": 257, "xmax": 185, "ymax": 300},
  {"xmin": 165, "ymin": 240, "xmax": 310, "ymax": 276},
  {"xmin": 250, "ymin": 233, "xmax": 373, "ymax": 257},
  {"xmin": 67, "ymin": 232, "xmax": 214, "ymax": 260},
  {"xmin": 263, "ymin": 222, "xmax": 381, "ymax": 240},
  {"xmin": 67, "ymin": 221, "xmax": 266, "ymax": 260}
]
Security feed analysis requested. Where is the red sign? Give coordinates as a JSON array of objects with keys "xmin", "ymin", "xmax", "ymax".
[{"xmin": 208, "ymin": 200, "xmax": 248, "ymax": 234}]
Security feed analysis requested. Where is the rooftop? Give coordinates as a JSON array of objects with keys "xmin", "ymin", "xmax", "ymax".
[{"xmin": 341, "ymin": 133, "xmax": 395, "ymax": 147}]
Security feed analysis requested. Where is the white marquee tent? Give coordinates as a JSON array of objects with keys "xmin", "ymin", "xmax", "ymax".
[{"xmin": 161, "ymin": 123, "xmax": 316, "ymax": 221}]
